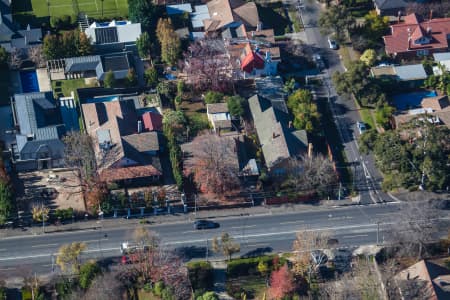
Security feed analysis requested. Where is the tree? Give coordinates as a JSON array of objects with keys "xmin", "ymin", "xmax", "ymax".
[
  {"xmin": 78, "ymin": 31, "xmax": 93, "ymax": 56},
  {"xmin": 258, "ymin": 259, "xmax": 270, "ymax": 286},
  {"xmin": 212, "ymin": 232, "xmax": 240, "ymax": 261},
  {"xmin": 8, "ymin": 48, "xmax": 24, "ymax": 70},
  {"xmin": 204, "ymin": 91, "xmax": 224, "ymax": 104},
  {"xmin": 125, "ymin": 68, "xmax": 137, "ymax": 87},
  {"xmin": 156, "ymin": 81, "xmax": 172, "ymax": 99},
  {"xmin": 182, "ymin": 39, "xmax": 233, "ymax": 92},
  {"xmin": 28, "ymin": 46, "xmax": 46, "ymax": 68},
  {"xmin": 128, "ymin": 0, "xmax": 157, "ymax": 33},
  {"xmin": 0, "ymin": 180, "xmax": 13, "ymax": 225},
  {"xmin": 81, "ymin": 271, "xmax": 127, "ymax": 300},
  {"xmin": 375, "ymin": 103, "xmax": 395, "ymax": 129},
  {"xmin": 31, "ymin": 203, "xmax": 49, "ymax": 222},
  {"xmin": 318, "ymin": 5, "xmax": 355, "ymax": 42},
  {"xmin": 137, "ymin": 32, "xmax": 152, "ymax": 59},
  {"xmin": 363, "ymin": 10, "xmax": 389, "ymax": 42},
  {"xmin": 79, "ymin": 261, "xmax": 101, "ymax": 289},
  {"xmin": 56, "ymin": 242, "xmax": 87, "ymax": 274},
  {"xmin": 292, "ymin": 229, "xmax": 332, "ymax": 277},
  {"xmin": 286, "ymin": 155, "xmax": 339, "ymax": 197},
  {"xmin": 133, "ymin": 226, "xmax": 159, "ymax": 250},
  {"xmin": 359, "ymin": 49, "xmax": 377, "ymax": 67},
  {"xmin": 185, "ymin": 132, "xmax": 240, "ymax": 195},
  {"xmin": 226, "ymin": 96, "xmax": 245, "ymax": 118},
  {"xmin": 268, "ymin": 264, "xmax": 296, "ymax": 299},
  {"xmin": 0, "ymin": 46, "xmax": 9, "ymax": 68},
  {"xmin": 284, "ymin": 78, "xmax": 296, "ymax": 94},
  {"xmin": 61, "ymin": 30, "xmax": 78, "ymax": 58},
  {"xmin": 63, "ymin": 132, "xmax": 96, "ymax": 183},
  {"xmin": 42, "ymin": 34, "xmax": 61, "ymax": 60},
  {"xmin": 196, "ymin": 291, "xmax": 218, "ymax": 300},
  {"xmin": 145, "ymin": 67, "xmax": 159, "ymax": 87},
  {"xmin": 103, "ymin": 70, "xmax": 116, "ymax": 88},
  {"xmin": 287, "ymin": 89, "xmax": 320, "ymax": 132},
  {"xmin": 156, "ymin": 18, "xmax": 181, "ymax": 66}
]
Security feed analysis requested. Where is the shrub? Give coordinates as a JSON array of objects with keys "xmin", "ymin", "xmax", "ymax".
[
  {"xmin": 187, "ymin": 261, "xmax": 214, "ymax": 291},
  {"xmin": 79, "ymin": 261, "xmax": 101, "ymax": 289},
  {"xmin": 204, "ymin": 91, "xmax": 224, "ymax": 104},
  {"xmin": 153, "ymin": 281, "xmax": 164, "ymax": 297},
  {"xmin": 145, "ymin": 67, "xmax": 159, "ymax": 88},
  {"xmin": 227, "ymin": 255, "xmax": 286, "ymax": 277}
]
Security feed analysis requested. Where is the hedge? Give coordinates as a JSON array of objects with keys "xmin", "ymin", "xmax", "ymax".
[
  {"xmin": 187, "ymin": 261, "xmax": 214, "ymax": 291},
  {"xmin": 227, "ymin": 255, "xmax": 286, "ymax": 278}
]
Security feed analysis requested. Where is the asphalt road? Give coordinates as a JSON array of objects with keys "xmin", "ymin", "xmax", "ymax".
[
  {"xmin": 296, "ymin": 0, "xmax": 389, "ymax": 204},
  {"xmin": 0, "ymin": 203, "xmax": 407, "ymax": 276}
]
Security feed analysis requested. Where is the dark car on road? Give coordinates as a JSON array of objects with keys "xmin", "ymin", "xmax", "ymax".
[{"xmin": 193, "ymin": 220, "xmax": 219, "ymax": 230}]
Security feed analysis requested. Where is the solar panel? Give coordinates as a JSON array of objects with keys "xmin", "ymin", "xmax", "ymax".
[{"xmin": 95, "ymin": 27, "xmax": 119, "ymax": 44}]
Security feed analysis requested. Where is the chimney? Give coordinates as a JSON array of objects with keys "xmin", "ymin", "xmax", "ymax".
[
  {"xmin": 137, "ymin": 120, "xmax": 142, "ymax": 133},
  {"xmin": 427, "ymin": 26, "xmax": 432, "ymax": 35},
  {"xmin": 27, "ymin": 24, "xmax": 31, "ymax": 31},
  {"xmin": 429, "ymin": 9, "xmax": 433, "ymax": 21},
  {"xmin": 398, "ymin": 10, "xmax": 402, "ymax": 24}
]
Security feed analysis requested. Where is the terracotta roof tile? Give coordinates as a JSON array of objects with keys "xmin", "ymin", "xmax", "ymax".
[{"xmin": 100, "ymin": 165, "xmax": 161, "ymax": 182}]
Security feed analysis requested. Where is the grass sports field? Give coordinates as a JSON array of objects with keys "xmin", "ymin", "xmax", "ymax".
[{"xmin": 14, "ymin": 0, "xmax": 129, "ymax": 19}]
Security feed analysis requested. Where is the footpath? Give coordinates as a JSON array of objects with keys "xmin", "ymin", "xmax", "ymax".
[{"xmin": 0, "ymin": 199, "xmax": 360, "ymax": 238}]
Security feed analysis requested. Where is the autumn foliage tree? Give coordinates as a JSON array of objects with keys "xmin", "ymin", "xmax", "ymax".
[
  {"xmin": 268, "ymin": 264, "xmax": 296, "ymax": 299},
  {"xmin": 185, "ymin": 132, "xmax": 240, "ymax": 195},
  {"xmin": 156, "ymin": 18, "xmax": 181, "ymax": 66}
]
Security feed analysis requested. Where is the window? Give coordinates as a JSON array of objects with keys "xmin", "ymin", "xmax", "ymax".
[{"xmin": 416, "ymin": 49, "xmax": 429, "ymax": 56}]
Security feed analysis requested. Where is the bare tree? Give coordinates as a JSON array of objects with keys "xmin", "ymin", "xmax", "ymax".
[
  {"xmin": 182, "ymin": 38, "xmax": 233, "ymax": 92},
  {"xmin": 72, "ymin": 271, "xmax": 127, "ymax": 300},
  {"xmin": 292, "ymin": 229, "xmax": 332, "ymax": 279},
  {"xmin": 63, "ymin": 131, "xmax": 97, "ymax": 184},
  {"xmin": 184, "ymin": 132, "xmax": 240, "ymax": 195},
  {"xmin": 286, "ymin": 155, "xmax": 339, "ymax": 197},
  {"xmin": 387, "ymin": 200, "xmax": 441, "ymax": 259},
  {"xmin": 56, "ymin": 242, "xmax": 87, "ymax": 274},
  {"xmin": 212, "ymin": 232, "xmax": 240, "ymax": 261},
  {"xmin": 8, "ymin": 48, "xmax": 24, "ymax": 70},
  {"xmin": 28, "ymin": 46, "xmax": 46, "ymax": 68}
]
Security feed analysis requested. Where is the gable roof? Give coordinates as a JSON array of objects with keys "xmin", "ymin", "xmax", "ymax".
[
  {"xmin": 241, "ymin": 44, "xmax": 265, "ymax": 73},
  {"xmin": 65, "ymin": 55, "xmax": 102, "ymax": 73},
  {"xmin": 383, "ymin": 13, "xmax": 450, "ymax": 56},
  {"xmin": 248, "ymin": 94, "xmax": 307, "ymax": 169},
  {"xmin": 142, "ymin": 111, "xmax": 163, "ymax": 131},
  {"xmin": 204, "ymin": 0, "xmax": 259, "ymax": 32},
  {"xmin": 394, "ymin": 64, "xmax": 427, "ymax": 81},
  {"xmin": 374, "ymin": 0, "xmax": 407, "ymax": 10},
  {"xmin": 100, "ymin": 164, "xmax": 161, "ymax": 182},
  {"xmin": 433, "ymin": 52, "xmax": 450, "ymax": 62},
  {"xmin": 396, "ymin": 260, "xmax": 450, "ymax": 300},
  {"xmin": 255, "ymin": 76, "xmax": 288, "ymax": 113},
  {"xmin": 207, "ymin": 102, "xmax": 229, "ymax": 114}
]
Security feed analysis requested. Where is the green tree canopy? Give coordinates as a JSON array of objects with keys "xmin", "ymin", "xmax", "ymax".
[
  {"xmin": 103, "ymin": 70, "xmax": 116, "ymax": 88},
  {"xmin": 145, "ymin": 66, "xmax": 158, "ymax": 87},
  {"xmin": 226, "ymin": 96, "xmax": 245, "ymax": 117},
  {"xmin": 0, "ymin": 46, "xmax": 9, "ymax": 69},
  {"xmin": 42, "ymin": 34, "xmax": 61, "ymax": 60},
  {"xmin": 126, "ymin": 68, "xmax": 138, "ymax": 87},
  {"xmin": 136, "ymin": 32, "xmax": 152, "ymax": 59},
  {"xmin": 128, "ymin": 0, "xmax": 157, "ymax": 32},
  {"xmin": 360, "ymin": 49, "xmax": 377, "ymax": 67},
  {"xmin": 79, "ymin": 261, "xmax": 101, "ymax": 289},
  {"xmin": 204, "ymin": 91, "xmax": 224, "ymax": 104},
  {"xmin": 363, "ymin": 10, "xmax": 389, "ymax": 40},
  {"xmin": 156, "ymin": 18, "xmax": 181, "ymax": 66},
  {"xmin": 0, "ymin": 180, "xmax": 13, "ymax": 225},
  {"xmin": 318, "ymin": 5, "xmax": 355, "ymax": 42},
  {"xmin": 287, "ymin": 89, "xmax": 320, "ymax": 133}
]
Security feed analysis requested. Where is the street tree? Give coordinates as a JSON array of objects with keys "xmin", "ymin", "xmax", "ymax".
[
  {"xmin": 0, "ymin": 180, "xmax": 13, "ymax": 225},
  {"xmin": 56, "ymin": 242, "xmax": 87, "ymax": 274},
  {"xmin": 186, "ymin": 132, "xmax": 240, "ymax": 195},
  {"xmin": 212, "ymin": 232, "xmax": 240, "ymax": 261},
  {"xmin": 156, "ymin": 18, "xmax": 181, "ymax": 66},
  {"xmin": 268, "ymin": 264, "xmax": 296, "ymax": 299},
  {"xmin": 31, "ymin": 203, "xmax": 49, "ymax": 222},
  {"xmin": 292, "ymin": 229, "xmax": 332, "ymax": 277},
  {"xmin": 128, "ymin": 0, "xmax": 157, "ymax": 32},
  {"xmin": 258, "ymin": 259, "xmax": 270, "ymax": 286},
  {"xmin": 79, "ymin": 261, "xmax": 101, "ymax": 289},
  {"xmin": 133, "ymin": 226, "xmax": 159, "ymax": 250},
  {"xmin": 318, "ymin": 5, "xmax": 355, "ymax": 42},
  {"xmin": 136, "ymin": 32, "xmax": 152, "ymax": 59}
]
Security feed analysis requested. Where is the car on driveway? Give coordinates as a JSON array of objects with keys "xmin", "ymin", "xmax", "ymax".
[
  {"xmin": 327, "ymin": 38, "xmax": 339, "ymax": 50},
  {"xmin": 312, "ymin": 54, "xmax": 325, "ymax": 70},
  {"xmin": 194, "ymin": 220, "xmax": 219, "ymax": 230},
  {"xmin": 357, "ymin": 121, "xmax": 367, "ymax": 134}
]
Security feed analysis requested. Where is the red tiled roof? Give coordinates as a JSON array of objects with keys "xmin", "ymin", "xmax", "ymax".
[
  {"xmin": 100, "ymin": 165, "xmax": 162, "ymax": 182},
  {"xmin": 142, "ymin": 112, "xmax": 163, "ymax": 132},
  {"xmin": 383, "ymin": 13, "xmax": 450, "ymax": 55}
]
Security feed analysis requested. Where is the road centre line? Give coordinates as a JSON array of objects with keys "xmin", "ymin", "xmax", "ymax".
[
  {"xmin": 31, "ymin": 243, "xmax": 58, "ymax": 248},
  {"xmin": 342, "ymin": 234, "xmax": 369, "ymax": 239},
  {"xmin": 231, "ymin": 225, "xmax": 257, "ymax": 229},
  {"xmin": 279, "ymin": 220, "xmax": 305, "ymax": 225}
]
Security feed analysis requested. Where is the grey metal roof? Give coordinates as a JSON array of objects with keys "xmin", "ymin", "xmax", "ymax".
[
  {"xmin": 0, "ymin": 0, "xmax": 14, "ymax": 42},
  {"xmin": 433, "ymin": 52, "xmax": 450, "ymax": 62},
  {"xmin": 166, "ymin": 4, "xmax": 193, "ymax": 15},
  {"xmin": 65, "ymin": 55, "xmax": 101, "ymax": 73},
  {"xmin": 85, "ymin": 21, "xmax": 141, "ymax": 45},
  {"xmin": 394, "ymin": 64, "xmax": 427, "ymax": 81},
  {"xmin": 374, "ymin": 0, "xmax": 407, "ymax": 10},
  {"xmin": 191, "ymin": 5, "xmax": 210, "ymax": 29},
  {"xmin": 97, "ymin": 53, "xmax": 131, "ymax": 80},
  {"xmin": 255, "ymin": 76, "xmax": 288, "ymax": 113},
  {"xmin": 95, "ymin": 27, "xmax": 119, "ymax": 44}
]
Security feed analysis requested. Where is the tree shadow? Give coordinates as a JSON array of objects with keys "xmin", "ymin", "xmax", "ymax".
[
  {"xmin": 174, "ymin": 246, "xmax": 207, "ymax": 261},
  {"xmin": 240, "ymin": 247, "xmax": 273, "ymax": 258}
]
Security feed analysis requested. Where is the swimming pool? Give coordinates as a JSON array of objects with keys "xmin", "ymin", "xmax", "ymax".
[
  {"xmin": 19, "ymin": 70, "xmax": 39, "ymax": 93},
  {"xmin": 85, "ymin": 95, "xmax": 120, "ymax": 104},
  {"xmin": 392, "ymin": 90, "xmax": 437, "ymax": 110}
]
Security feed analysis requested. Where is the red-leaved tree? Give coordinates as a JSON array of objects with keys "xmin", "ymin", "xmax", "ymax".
[{"xmin": 269, "ymin": 264, "xmax": 295, "ymax": 300}]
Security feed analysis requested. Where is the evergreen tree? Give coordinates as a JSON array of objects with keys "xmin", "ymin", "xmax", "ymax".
[
  {"xmin": 136, "ymin": 32, "xmax": 152, "ymax": 59},
  {"xmin": 103, "ymin": 70, "xmax": 116, "ymax": 88},
  {"xmin": 128, "ymin": 0, "xmax": 156, "ymax": 32},
  {"xmin": 156, "ymin": 18, "xmax": 181, "ymax": 66}
]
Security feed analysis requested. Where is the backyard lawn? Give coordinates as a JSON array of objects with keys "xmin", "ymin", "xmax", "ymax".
[
  {"xmin": 13, "ymin": 0, "xmax": 128, "ymax": 19},
  {"xmin": 52, "ymin": 78, "xmax": 96, "ymax": 100}
]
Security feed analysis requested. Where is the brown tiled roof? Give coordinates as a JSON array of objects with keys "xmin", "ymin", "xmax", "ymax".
[
  {"xmin": 247, "ymin": 29, "xmax": 276, "ymax": 43},
  {"xmin": 232, "ymin": 2, "xmax": 259, "ymax": 28},
  {"xmin": 383, "ymin": 13, "xmax": 450, "ymax": 55},
  {"xmin": 100, "ymin": 165, "xmax": 161, "ymax": 182},
  {"xmin": 204, "ymin": 0, "xmax": 259, "ymax": 31},
  {"xmin": 207, "ymin": 102, "xmax": 229, "ymax": 114},
  {"xmin": 122, "ymin": 132, "xmax": 160, "ymax": 153},
  {"xmin": 421, "ymin": 95, "xmax": 449, "ymax": 111}
]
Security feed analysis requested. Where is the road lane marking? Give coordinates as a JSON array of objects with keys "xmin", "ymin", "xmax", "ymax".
[
  {"xmin": 246, "ymin": 243, "xmax": 268, "ymax": 248},
  {"xmin": 82, "ymin": 238, "xmax": 109, "ymax": 243},
  {"xmin": 279, "ymin": 220, "xmax": 305, "ymax": 225},
  {"xmin": 182, "ymin": 230, "xmax": 197, "ymax": 234},
  {"xmin": 0, "ymin": 267, "xmax": 15, "ymax": 271},
  {"xmin": 31, "ymin": 243, "xmax": 58, "ymax": 248},
  {"xmin": 231, "ymin": 225, "xmax": 257, "ymax": 229},
  {"xmin": 342, "ymin": 234, "xmax": 369, "ymax": 239}
]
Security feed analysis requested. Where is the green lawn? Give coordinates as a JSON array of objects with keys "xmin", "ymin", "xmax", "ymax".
[
  {"xmin": 52, "ymin": 78, "xmax": 96, "ymax": 100},
  {"xmin": 15, "ymin": 0, "xmax": 128, "ymax": 19},
  {"xmin": 226, "ymin": 275, "xmax": 267, "ymax": 299}
]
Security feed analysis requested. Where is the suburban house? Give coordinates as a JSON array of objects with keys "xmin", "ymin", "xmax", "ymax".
[
  {"xmin": 432, "ymin": 52, "xmax": 450, "ymax": 74},
  {"xmin": 395, "ymin": 260, "xmax": 450, "ymax": 300},
  {"xmin": 82, "ymin": 97, "xmax": 162, "ymax": 186},
  {"xmin": 0, "ymin": 0, "xmax": 42, "ymax": 52},
  {"xmin": 206, "ymin": 102, "xmax": 232, "ymax": 132},
  {"xmin": 393, "ymin": 94, "xmax": 450, "ymax": 129},
  {"xmin": 200, "ymin": 0, "xmax": 260, "ymax": 34},
  {"xmin": 255, "ymin": 76, "xmax": 289, "ymax": 113},
  {"xmin": 84, "ymin": 20, "xmax": 141, "ymax": 52},
  {"xmin": 383, "ymin": 13, "xmax": 450, "ymax": 59},
  {"xmin": 10, "ymin": 92, "xmax": 66, "ymax": 171},
  {"xmin": 370, "ymin": 63, "xmax": 427, "ymax": 87},
  {"xmin": 64, "ymin": 52, "xmax": 134, "ymax": 81},
  {"xmin": 373, "ymin": 0, "xmax": 407, "ymax": 16},
  {"xmin": 249, "ymin": 94, "xmax": 308, "ymax": 175}
]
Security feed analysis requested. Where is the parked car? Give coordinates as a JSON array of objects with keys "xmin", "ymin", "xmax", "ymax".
[
  {"xmin": 357, "ymin": 121, "xmax": 367, "ymax": 134},
  {"xmin": 193, "ymin": 220, "xmax": 219, "ymax": 230},
  {"xmin": 327, "ymin": 38, "xmax": 339, "ymax": 50},
  {"xmin": 312, "ymin": 54, "xmax": 325, "ymax": 70}
]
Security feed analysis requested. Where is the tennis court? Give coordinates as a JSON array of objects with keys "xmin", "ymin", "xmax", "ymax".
[{"xmin": 28, "ymin": 0, "xmax": 129, "ymax": 18}]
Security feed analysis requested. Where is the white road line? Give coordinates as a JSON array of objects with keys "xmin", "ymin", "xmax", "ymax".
[
  {"xmin": 83, "ymin": 238, "xmax": 108, "ymax": 243},
  {"xmin": 246, "ymin": 243, "xmax": 268, "ymax": 248},
  {"xmin": 342, "ymin": 234, "xmax": 369, "ymax": 239},
  {"xmin": 231, "ymin": 225, "xmax": 257, "ymax": 229},
  {"xmin": 182, "ymin": 230, "xmax": 197, "ymax": 234},
  {"xmin": 0, "ymin": 267, "xmax": 15, "ymax": 271},
  {"xmin": 279, "ymin": 220, "xmax": 305, "ymax": 225},
  {"xmin": 31, "ymin": 243, "xmax": 58, "ymax": 248}
]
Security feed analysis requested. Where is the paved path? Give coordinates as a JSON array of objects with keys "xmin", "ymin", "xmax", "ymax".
[{"xmin": 211, "ymin": 261, "xmax": 234, "ymax": 300}]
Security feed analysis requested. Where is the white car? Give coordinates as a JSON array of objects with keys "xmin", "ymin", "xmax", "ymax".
[
  {"xmin": 357, "ymin": 121, "xmax": 367, "ymax": 134},
  {"xmin": 327, "ymin": 38, "xmax": 339, "ymax": 50}
]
